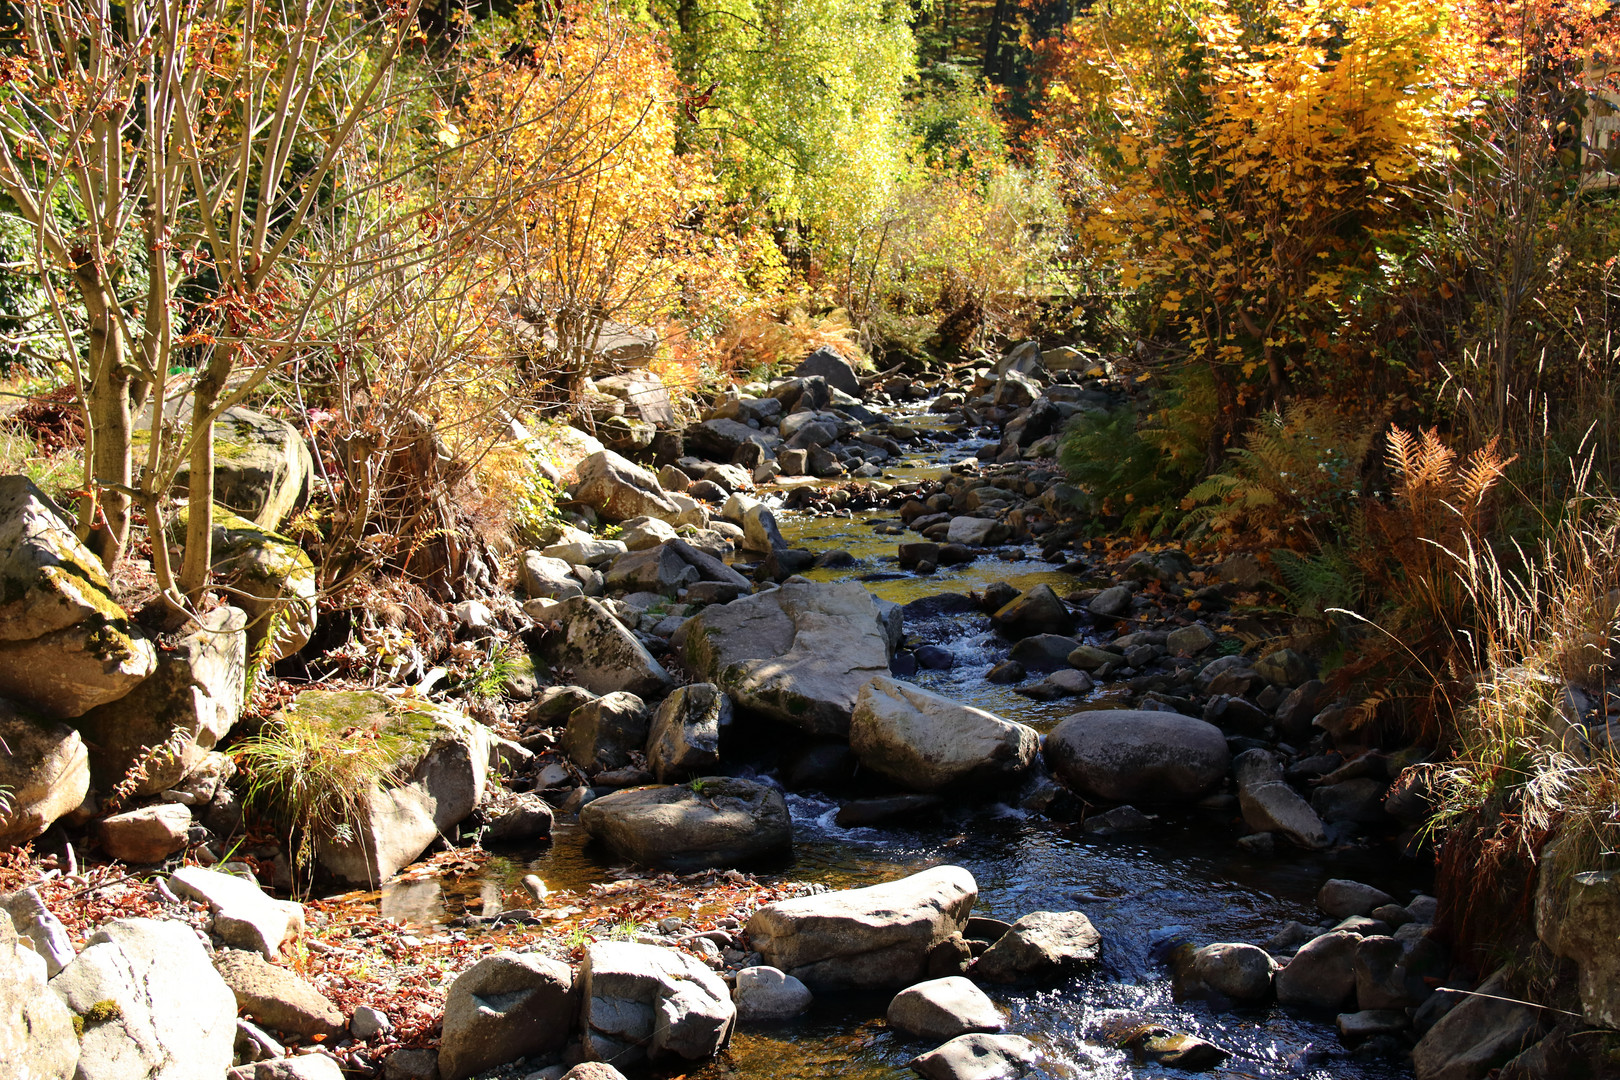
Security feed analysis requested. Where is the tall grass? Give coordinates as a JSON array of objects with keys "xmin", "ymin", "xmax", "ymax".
[
  {"xmin": 235, "ymin": 690, "xmax": 439, "ymax": 877},
  {"xmin": 1421, "ymin": 459, "xmax": 1620, "ymax": 955}
]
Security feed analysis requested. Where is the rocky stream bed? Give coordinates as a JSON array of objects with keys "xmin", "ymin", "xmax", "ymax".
[{"xmin": 1, "ymin": 343, "xmax": 1598, "ymax": 1080}]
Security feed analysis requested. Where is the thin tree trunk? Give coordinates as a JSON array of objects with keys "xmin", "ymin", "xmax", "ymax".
[
  {"xmin": 77, "ymin": 275, "xmax": 132, "ymax": 569},
  {"xmin": 983, "ymin": 0, "xmax": 1011, "ymax": 83},
  {"xmin": 179, "ymin": 346, "xmax": 232, "ymax": 601}
]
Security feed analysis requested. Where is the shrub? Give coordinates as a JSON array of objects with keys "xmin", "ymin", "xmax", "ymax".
[
  {"xmin": 1333, "ymin": 426, "xmax": 1516, "ymax": 742},
  {"xmin": 1420, "ymin": 478, "xmax": 1620, "ymax": 956},
  {"xmin": 1183, "ymin": 400, "xmax": 1380, "ymax": 547}
]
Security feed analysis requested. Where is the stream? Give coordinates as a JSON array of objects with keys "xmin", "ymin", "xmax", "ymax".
[{"xmin": 362, "ymin": 406, "xmax": 1426, "ymax": 1080}]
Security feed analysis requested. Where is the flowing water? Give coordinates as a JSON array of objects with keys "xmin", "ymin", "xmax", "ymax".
[{"xmin": 362, "ymin": 407, "xmax": 1426, "ymax": 1080}]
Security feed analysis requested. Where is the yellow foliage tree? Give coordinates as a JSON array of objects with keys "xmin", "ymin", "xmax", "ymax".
[
  {"xmin": 457, "ymin": 4, "xmax": 781, "ymax": 401},
  {"xmin": 1045, "ymin": 0, "xmax": 1485, "ymax": 412}
]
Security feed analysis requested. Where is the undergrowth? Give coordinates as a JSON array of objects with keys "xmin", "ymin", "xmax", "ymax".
[
  {"xmin": 235, "ymin": 690, "xmax": 440, "ymax": 882},
  {"xmin": 1182, "ymin": 400, "xmax": 1379, "ymax": 547},
  {"xmin": 1421, "ymin": 469, "xmax": 1620, "ymax": 957},
  {"xmin": 1057, "ymin": 368, "xmax": 1214, "ymax": 535}
]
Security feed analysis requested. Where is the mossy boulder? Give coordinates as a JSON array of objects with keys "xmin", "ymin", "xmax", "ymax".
[
  {"xmin": 252, "ymin": 689, "xmax": 492, "ymax": 885},
  {"xmin": 0, "ymin": 475, "xmax": 155, "ymax": 717},
  {"xmin": 75, "ymin": 606, "xmax": 247, "ymax": 797},
  {"xmin": 0, "ymin": 698, "xmax": 91, "ymax": 847},
  {"xmin": 173, "ymin": 505, "xmax": 315, "ymax": 662},
  {"xmin": 137, "ymin": 405, "xmax": 312, "ymax": 529}
]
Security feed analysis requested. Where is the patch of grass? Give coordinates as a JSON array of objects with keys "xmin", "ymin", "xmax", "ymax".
[
  {"xmin": 234, "ymin": 691, "xmax": 439, "ymax": 877},
  {"xmin": 0, "ymin": 423, "xmax": 79, "ymax": 501},
  {"xmin": 460, "ymin": 647, "xmax": 524, "ymax": 699}
]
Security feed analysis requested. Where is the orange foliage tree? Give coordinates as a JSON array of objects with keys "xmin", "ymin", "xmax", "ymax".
[{"xmin": 456, "ymin": 4, "xmax": 782, "ymax": 401}]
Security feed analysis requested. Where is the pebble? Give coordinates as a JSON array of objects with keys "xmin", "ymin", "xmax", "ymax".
[{"xmin": 351, "ymin": 1006, "xmax": 393, "ymax": 1040}]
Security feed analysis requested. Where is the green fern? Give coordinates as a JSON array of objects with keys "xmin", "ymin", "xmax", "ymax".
[
  {"xmin": 1058, "ymin": 371, "xmax": 1212, "ymax": 535},
  {"xmin": 1183, "ymin": 401, "xmax": 1378, "ymax": 545},
  {"xmin": 1272, "ymin": 544, "xmax": 1365, "ymax": 617}
]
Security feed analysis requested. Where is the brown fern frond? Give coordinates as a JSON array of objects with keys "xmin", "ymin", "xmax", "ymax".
[
  {"xmin": 1386, "ymin": 425, "xmax": 1418, "ymax": 485},
  {"xmin": 1406, "ymin": 427, "xmax": 1457, "ymax": 495},
  {"xmin": 1458, "ymin": 437, "xmax": 1515, "ymax": 505}
]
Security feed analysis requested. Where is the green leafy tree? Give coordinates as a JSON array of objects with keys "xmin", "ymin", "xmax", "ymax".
[{"xmin": 654, "ymin": 0, "xmax": 916, "ymax": 229}]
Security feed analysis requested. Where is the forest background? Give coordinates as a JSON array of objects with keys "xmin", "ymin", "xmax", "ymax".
[{"xmin": 1, "ymin": 0, "xmax": 1620, "ymax": 957}]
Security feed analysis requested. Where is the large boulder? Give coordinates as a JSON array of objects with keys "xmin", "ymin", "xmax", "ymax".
[
  {"xmin": 1044, "ymin": 710, "xmax": 1229, "ymax": 802},
  {"xmin": 1412, "ymin": 968, "xmax": 1544, "ymax": 1080},
  {"xmin": 50, "ymin": 917, "xmax": 236, "ymax": 1080},
  {"xmin": 561, "ymin": 692, "xmax": 649, "ymax": 773},
  {"xmin": 792, "ymin": 347, "xmax": 861, "ymax": 398},
  {"xmin": 579, "ymin": 777, "xmax": 791, "ymax": 871},
  {"xmin": 1274, "ymin": 931, "xmax": 1358, "ymax": 1009},
  {"xmin": 911, "ymin": 1033, "xmax": 1040, "ymax": 1080},
  {"xmin": 603, "ymin": 545, "xmax": 699, "ymax": 594},
  {"xmin": 849, "ymin": 676, "xmax": 1037, "ymax": 792},
  {"xmin": 213, "ymin": 948, "xmax": 344, "ymax": 1037},
  {"xmin": 76, "ymin": 606, "xmax": 247, "ymax": 796},
  {"xmin": 745, "ymin": 866, "xmax": 977, "ymax": 990},
  {"xmin": 1318, "ymin": 879, "xmax": 1394, "ymax": 919},
  {"xmin": 172, "ymin": 407, "xmax": 312, "ymax": 529},
  {"xmin": 197, "ymin": 507, "xmax": 316, "ymax": 663},
  {"xmin": 258, "ymin": 691, "xmax": 490, "ymax": 885},
  {"xmin": 520, "ymin": 552, "xmax": 584, "ymax": 601},
  {"xmin": 0, "ymin": 886, "xmax": 75, "ymax": 977},
  {"xmin": 1233, "ymin": 749, "xmax": 1327, "ymax": 850},
  {"xmin": 573, "ymin": 450, "xmax": 681, "ymax": 523},
  {"xmin": 646, "ymin": 683, "xmax": 727, "ymax": 783},
  {"xmin": 0, "ymin": 475, "xmax": 156, "ymax": 716},
  {"xmin": 438, "ymin": 952, "xmax": 577, "ymax": 1080},
  {"xmin": 0, "ymin": 699, "xmax": 90, "ymax": 847},
  {"xmin": 945, "ymin": 517, "xmax": 1009, "ymax": 547},
  {"xmin": 542, "ymin": 596, "xmax": 674, "ymax": 699},
  {"xmin": 679, "ymin": 581, "xmax": 893, "ymax": 736},
  {"xmin": 687, "ymin": 418, "xmax": 773, "ymax": 463},
  {"xmin": 0, "ymin": 908, "xmax": 78, "ymax": 1079},
  {"xmin": 1191, "ymin": 942, "xmax": 1276, "ymax": 1001},
  {"xmin": 971, "ymin": 911, "xmax": 1100, "ymax": 983},
  {"xmin": 988, "ymin": 585, "xmax": 1073, "ymax": 638},
  {"xmin": 1535, "ymin": 835, "xmax": 1620, "ymax": 1028},
  {"xmin": 731, "ymin": 966, "xmax": 812, "ymax": 1022},
  {"xmin": 97, "ymin": 803, "xmax": 193, "ymax": 863},
  {"xmin": 580, "ymin": 941, "xmax": 735, "ymax": 1065}
]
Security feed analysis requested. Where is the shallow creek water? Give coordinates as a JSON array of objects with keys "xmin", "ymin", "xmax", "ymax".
[{"xmin": 363, "ymin": 410, "xmax": 1425, "ymax": 1080}]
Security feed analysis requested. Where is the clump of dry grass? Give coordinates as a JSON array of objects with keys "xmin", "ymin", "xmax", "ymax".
[
  {"xmin": 235, "ymin": 690, "xmax": 440, "ymax": 883},
  {"xmin": 1420, "ymin": 459, "xmax": 1620, "ymax": 953}
]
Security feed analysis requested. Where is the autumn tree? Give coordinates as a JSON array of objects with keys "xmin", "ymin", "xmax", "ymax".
[
  {"xmin": 651, "ymin": 0, "xmax": 915, "ymax": 238},
  {"xmin": 1432, "ymin": 0, "xmax": 1620, "ymax": 435},
  {"xmin": 0, "ymin": 0, "xmax": 594, "ymax": 617},
  {"xmin": 1042, "ymin": 0, "xmax": 1483, "ymax": 423},
  {"xmin": 0, "ymin": 0, "xmax": 435, "ymax": 593}
]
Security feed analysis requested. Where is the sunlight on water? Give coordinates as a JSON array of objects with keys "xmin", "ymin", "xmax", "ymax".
[{"xmin": 361, "ymin": 406, "xmax": 1422, "ymax": 1080}]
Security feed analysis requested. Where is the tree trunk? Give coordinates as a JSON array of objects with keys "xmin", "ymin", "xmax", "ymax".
[
  {"xmin": 983, "ymin": 0, "xmax": 1011, "ymax": 83},
  {"xmin": 77, "ymin": 275, "xmax": 132, "ymax": 570},
  {"xmin": 179, "ymin": 346, "xmax": 233, "ymax": 602}
]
